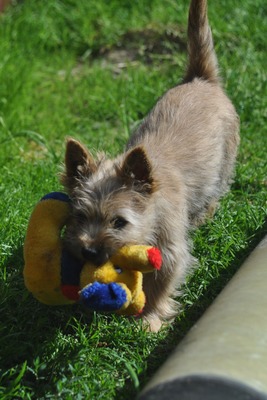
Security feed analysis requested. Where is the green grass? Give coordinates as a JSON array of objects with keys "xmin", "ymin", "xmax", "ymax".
[{"xmin": 0, "ymin": 0, "xmax": 266, "ymax": 398}]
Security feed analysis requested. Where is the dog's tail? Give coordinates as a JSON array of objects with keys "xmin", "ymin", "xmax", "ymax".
[{"xmin": 184, "ymin": 0, "xmax": 219, "ymax": 84}]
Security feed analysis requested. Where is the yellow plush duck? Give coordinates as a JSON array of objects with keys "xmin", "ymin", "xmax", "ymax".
[{"xmin": 23, "ymin": 192, "xmax": 162, "ymax": 316}]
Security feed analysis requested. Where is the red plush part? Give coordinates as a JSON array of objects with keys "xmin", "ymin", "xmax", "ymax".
[
  {"xmin": 61, "ymin": 285, "xmax": 80, "ymax": 301},
  {"xmin": 147, "ymin": 247, "xmax": 162, "ymax": 270},
  {"xmin": 135, "ymin": 308, "xmax": 144, "ymax": 317}
]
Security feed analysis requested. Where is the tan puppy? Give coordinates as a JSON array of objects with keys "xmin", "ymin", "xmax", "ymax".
[{"xmin": 61, "ymin": 0, "xmax": 240, "ymax": 332}]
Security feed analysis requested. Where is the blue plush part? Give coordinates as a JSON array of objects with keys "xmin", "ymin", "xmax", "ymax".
[
  {"xmin": 80, "ymin": 282, "xmax": 127, "ymax": 311},
  {"xmin": 61, "ymin": 247, "xmax": 84, "ymax": 286},
  {"xmin": 41, "ymin": 192, "xmax": 70, "ymax": 203},
  {"xmin": 40, "ymin": 192, "xmax": 80, "ymax": 286}
]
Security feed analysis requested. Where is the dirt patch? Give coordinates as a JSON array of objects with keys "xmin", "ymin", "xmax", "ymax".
[{"xmin": 94, "ymin": 26, "xmax": 187, "ymax": 71}]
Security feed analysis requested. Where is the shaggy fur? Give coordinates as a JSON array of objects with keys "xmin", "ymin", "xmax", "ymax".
[{"xmin": 61, "ymin": 0, "xmax": 240, "ymax": 332}]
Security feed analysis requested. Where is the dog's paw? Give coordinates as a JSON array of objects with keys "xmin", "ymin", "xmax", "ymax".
[{"xmin": 142, "ymin": 315, "xmax": 163, "ymax": 333}]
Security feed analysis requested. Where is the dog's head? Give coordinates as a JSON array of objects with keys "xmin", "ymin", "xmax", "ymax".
[{"xmin": 61, "ymin": 138, "xmax": 157, "ymax": 265}]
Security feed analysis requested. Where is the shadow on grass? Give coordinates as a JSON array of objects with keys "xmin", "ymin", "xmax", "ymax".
[
  {"xmin": 231, "ymin": 178, "xmax": 267, "ymax": 195},
  {"xmin": 0, "ymin": 246, "xmax": 93, "ymax": 398},
  {"xmin": 115, "ymin": 217, "xmax": 267, "ymax": 400}
]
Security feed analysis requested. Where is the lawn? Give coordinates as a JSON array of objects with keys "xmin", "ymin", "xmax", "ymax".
[{"xmin": 0, "ymin": 0, "xmax": 266, "ymax": 399}]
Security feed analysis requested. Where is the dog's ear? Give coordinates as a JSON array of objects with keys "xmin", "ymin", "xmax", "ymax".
[
  {"xmin": 61, "ymin": 138, "xmax": 97, "ymax": 189},
  {"xmin": 120, "ymin": 147, "xmax": 154, "ymax": 193}
]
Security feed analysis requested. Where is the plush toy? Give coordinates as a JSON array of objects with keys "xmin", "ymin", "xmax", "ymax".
[{"xmin": 23, "ymin": 192, "xmax": 162, "ymax": 316}]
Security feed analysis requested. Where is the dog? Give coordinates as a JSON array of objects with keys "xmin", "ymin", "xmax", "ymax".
[{"xmin": 61, "ymin": 0, "xmax": 240, "ymax": 332}]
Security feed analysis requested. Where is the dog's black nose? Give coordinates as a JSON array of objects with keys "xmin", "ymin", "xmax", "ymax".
[{"xmin": 81, "ymin": 246, "xmax": 109, "ymax": 266}]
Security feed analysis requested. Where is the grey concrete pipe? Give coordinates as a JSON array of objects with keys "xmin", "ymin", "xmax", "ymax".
[{"xmin": 138, "ymin": 235, "xmax": 267, "ymax": 400}]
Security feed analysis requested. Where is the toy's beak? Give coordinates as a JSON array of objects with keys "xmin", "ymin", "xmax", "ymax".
[{"xmin": 80, "ymin": 282, "xmax": 131, "ymax": 312}]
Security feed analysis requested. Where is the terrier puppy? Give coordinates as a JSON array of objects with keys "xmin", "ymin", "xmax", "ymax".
[{"xmin": 61, "ymin": 0, "xmax": 239, "ymax": 332}]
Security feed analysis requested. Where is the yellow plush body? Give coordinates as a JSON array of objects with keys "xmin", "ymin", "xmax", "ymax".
[
  {"xmin": 23, "ymin": 193, "xmax": 73, "ymax": 305},
  {"xmin": 23, "ymin": 193, "xmax": 162, "ymax": 316}
]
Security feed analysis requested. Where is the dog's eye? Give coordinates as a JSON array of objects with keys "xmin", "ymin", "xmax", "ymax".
[
  {"xmin": 114, "ymin": 265, "xmax": 123, "ymax": 274},
  {"xmin": 112, "ymin": 216, "xmax": 128, "ymax": 230}
]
